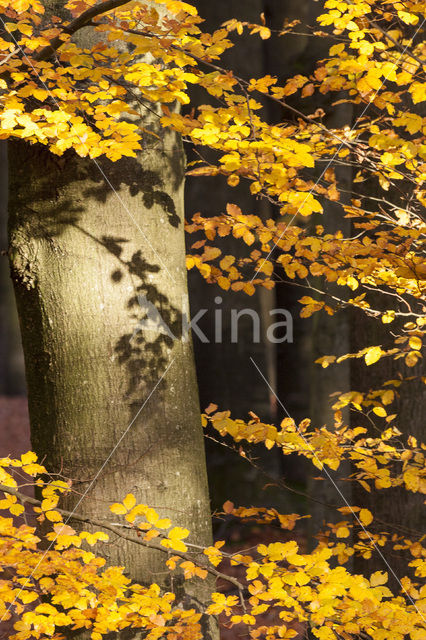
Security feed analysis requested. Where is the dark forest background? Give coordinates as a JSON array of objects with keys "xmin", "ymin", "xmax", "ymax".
[{"xmin": 0, "ymin": 0, "xmax": 349, "ymax": 549}]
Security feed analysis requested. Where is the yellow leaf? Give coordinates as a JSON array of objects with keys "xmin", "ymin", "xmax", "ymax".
[
  {"xmin": 409, "ymin": 336, "xmax": 422, "ymax": 350},
  {"xmin": 21, "ymin": 451, "xmax": 37, "ymax": 465},
  {"xmin": 382, "ymin": 310, "xmax": 395, "ymax": 324},
  {"xmin": 168, "ymin": 526, "xmax": 189, "ymax": 541},
  {"xmin": 336, "ymin": 526, "xmax": 350, "ymax": 538},
  {"xmin": 347, "ymin": 275, "xmax": 358, "ymax": 291},
  {"xmin": 110, "ymin": 503, "xmax": 127, "ymax": 515},
  {"xmin": 203, "ymin": 545, "xmax": 223, "ymax": 566},
  {"xmin": 54, "ymin": 524, "xmax": 76, "ymax": 536},
  {"xmin": 155, "ymin": 518, "xmax": 171, "ymax": 529},
  {"xmin": 19, "ymin": 591, "xmax": 39, "ymax": 604},
  {"xmin": 312, "ymin": 627, "xmax": 336, "ymax": 639},
  {"xmin": 161, "ymin": 538, "xmax": 188, "ymax": 553},
  {"xmin": 203, "ymin": 246, "xmax": 221, "ymax": 262},
  {"xmin": 381, "ymin": 389, "xmax": 394, "ymax": 405},
  {"xmin": 42, "ymin": 497, "xmax": 58, "ymax": 511},
  {"xmin": 80, "ymin": 531, "xmax": 109, "ymax": 545},
  {"xmin": 410, "ymin": 82, "xmax": 425, "ymax": 104},
  {"xmin": 364, "ymin": 346, "xmax": 383, "ymax": 366},
  {"xmin": 10, "ymin": 503, "xmax": 25, "ymax": 516},
  {"xmin": 223, "ymin": 500, "xmax": 234, "ymax": 514},
  {"xmin": 198, "ymin": 262, "xmax": 211, "ymax": 278},
  {"xmin": 405, "ymin": 351, "xmax": 420, "ymax": 367},
  {"xmin": 217, "ymin": 276, "xmax": 230, "ymax": 290},
  {"xmin": 373, "ymin": 406, "xmax": 387, "ymax": 417},
  {"xmin": 122, "ymin": 493, "xmax": 136, "ymax": 510},
  {"xmin": 166, "ymin": 555, "xmax": 179, "ymax": 570},
  {"xmin": 287, "ymin": 553, "xmax": 307, "ymax": 565},
  {"xmin": 258, "ymin": 260, "xmax": 273, "ymax": 276},
  {"xmin": 370, "ymin": 571, "xmax": 388, "ymax": 587},
  {"xmin": 45, "ymin": 510, "xmax": 62, "ymax": 522},
  {"xmin": 220, "ymin": 255, "xmax": 235, "ymax": 270},
  {"xmin": 359, "ymin": 508, "xmax": 373, "ymax": 526},
  {"xmin": 227, "ymin": 174, "xmax": 240, "ymax": 187},
  {"xmin": 243, "ymin": 229, "xmax": 255, "ymax": 246},
  {"xmin": 144, "ymin": 529, "xmax": 160, "ymax": 541}
]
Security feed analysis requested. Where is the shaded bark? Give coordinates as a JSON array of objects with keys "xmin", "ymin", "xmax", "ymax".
[
  {"xmin": 9, "ymin": 138, "xmax": 216, "ymax": 637},
  {"xmin": 7, "ymin": 2, "xmax": 217, "ymax": 637},
  {"xmin": 263, "ymin": 1, "xmax": 354, "ymax": 546},
  {"xmin": 0, "ymin": 142, "xmax": 26, "ymax": 394},
  {"xmin": 350, "ymin": 89, "xmax": 424, "ymax": 583},
  {"xmin": 351, "ymin": 312, "xmax": 425, "ymax": 585}
]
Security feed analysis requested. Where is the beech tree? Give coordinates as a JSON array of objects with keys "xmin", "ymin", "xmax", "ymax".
[
  {"xmin": 0, "ymin": 2, "xmax": 425, "ymax": 640},
  {"xmin": 3, "ymin": 0, "xmax": 216, "ymax": 634}
]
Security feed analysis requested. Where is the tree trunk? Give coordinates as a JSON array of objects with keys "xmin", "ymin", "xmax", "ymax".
[
  {"xmin": 8, "ymin": 15, "xmax": 216, "ymax": 634},
  {"xmin": 186, "ymin": 0, "xmax": 283, "ymax": 515},
  {"xmin": 350, "ymin": 95, "xmax": 424, "ymax": 583},
  {"xmin": 351, "ymin": 311, "xmax": 425, "ymax": 585},
  {"xmin": 0, "ymin": 142, "xmax": 26, "ymax": 395}
]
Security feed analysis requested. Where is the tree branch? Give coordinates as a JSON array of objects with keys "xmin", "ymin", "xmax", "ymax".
[
  {"xmin": 0, "ymin": 48, "xmax": 19, "ymax": 67},
  {"xmin": 35, "ymin": 0, "xmax": 131, "ymax": 61},
  {"xmin": 0, "ymin": 483, "xmax": 244, "ymax": 592},
  {"xmin": 367, "ymin": 17, "xmax": 426, "ymax": 67}
]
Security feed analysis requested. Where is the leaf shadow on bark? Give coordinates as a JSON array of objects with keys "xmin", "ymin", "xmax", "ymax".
[
  {"xmin": 83, "ymin": 160, "xmax": 181, "ymax": 230},
  {"xmin": 73, "ymin": 224, "xmax": 185, "ymax": 402},
  {"xmin": 9, "ymin": 142, "xmax": 187, "ymax": 441}
]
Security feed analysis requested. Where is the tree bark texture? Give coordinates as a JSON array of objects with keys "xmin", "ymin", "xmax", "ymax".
[
  {"xmin": 8, "ymin": 132, "xmax": 216, "ymax": 630},
  {"xmin": 7, "ymin": 3, "xmax": 216, "ymax": 635},
  {"xmin": 351, "ymin": 310, "xmax": 425, "ymax": 585}
]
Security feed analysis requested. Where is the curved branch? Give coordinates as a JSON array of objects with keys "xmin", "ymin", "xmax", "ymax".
[
  {"xmin": 35, "ymin": 0, "xmax": 131, "ymax": 61},
  {"xmin": 0, "ymin": 483, "xmax": 244, "ymax": 591}
]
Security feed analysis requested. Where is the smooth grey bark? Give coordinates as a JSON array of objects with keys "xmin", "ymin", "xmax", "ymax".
[
  {"xmin": 7, "ymin": 3, "xmax": 217, "ymax": 637},
  {"xmin": 8, "ymin": 140, "xmax": 216, "ymax": 635}
]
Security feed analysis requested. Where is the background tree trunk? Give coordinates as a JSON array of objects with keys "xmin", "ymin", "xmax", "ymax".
[
  {"xmin": 263, "ymin": 0, "xmax": 353, "ymax": 528},
  {"xmin": 0, "ymin": 142, "xmax": 26, "ymax": 395},
  {"xmin": 351, "ymin": 310, "xmax": 425, "ymax": 584},
  {"xmin": 186, "ymin": 0, "xmax": 283, "ymax": 515}
]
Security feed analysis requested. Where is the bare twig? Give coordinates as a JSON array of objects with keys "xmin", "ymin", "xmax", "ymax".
[{"xmin": 0, "ymin": 48, "xmax": 19, "ymax": 67}]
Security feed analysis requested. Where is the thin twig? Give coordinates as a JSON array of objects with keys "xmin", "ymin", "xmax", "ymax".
[{"xmin": 0, "ymin": 48, "xmax": 19, "ymax": 66}]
